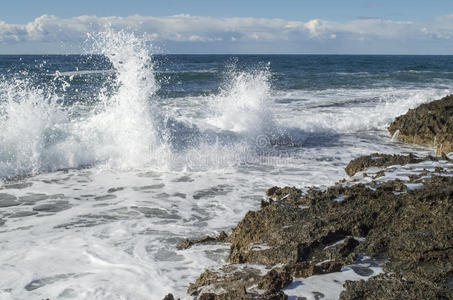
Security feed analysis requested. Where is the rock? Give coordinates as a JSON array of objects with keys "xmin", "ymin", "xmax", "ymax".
[
  {"xmin": 345, "ymin": 153, "xmax": 420, "ymax": 176},
  {"xmin": 187, "ymin": 266, "xmax": 262, "ymax": 297},
  {"xmin": 177, "ymin": 231, "xmax": 228, "ymax": 250},
  {"xmin": 189, "ymin": 154, "xmax": 453, "ymax": 299},
  {"xmin": 266, "ymin": 186, "xmax": 301, "ymax": 201},
  {"xmin": 388, "ymin": 94, "xmax": 453, "ymax": 155},
  {"xmin": 258, "ymin": 269, "xmax": 292, "ymax": 292},
  {"xmin": 340, "ymin": 272, "xmax": 453, "ymax": 300},
  {"xmin": 283, "ymin": 261, "xmax": 343, "ymax": 278},
  {"xmin": 338, "ymin": 238, "xmax": 360, "ymax": 257},
  {"xmin": 376, "ymin": 179, "xmax": 407, "ymax": 192},
  {"xmin": 162, "ymin": 293, "xmax": 177, "ymax": 300},
  {"xmin": 258, "ymin": 290, "xmax": 288, "ymax": 300}
]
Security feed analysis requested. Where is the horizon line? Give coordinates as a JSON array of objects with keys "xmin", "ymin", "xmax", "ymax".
[{"xmin": 1, "ymin": 53, "xmax": 453, "ymax": 56}]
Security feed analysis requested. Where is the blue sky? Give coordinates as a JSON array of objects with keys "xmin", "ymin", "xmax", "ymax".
[
  {"xmin": 1, "ymin": 0, "xmax": 453, "ymax": 54},
  {"xmin": 2, "ymin": 0, "xmax": 452, "ymax": 22}
]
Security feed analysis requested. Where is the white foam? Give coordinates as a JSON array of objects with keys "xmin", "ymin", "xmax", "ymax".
[
  {"xmin": 206, "ymin": 64, "xmax": 276, "ymax": 136},
  {"xmin": 275, "ymin": 88, "xmax": 450, "ymax": 133},
  {"xmin": 0, "ymin": 30, "xmax": 169, "ymax": 178}
]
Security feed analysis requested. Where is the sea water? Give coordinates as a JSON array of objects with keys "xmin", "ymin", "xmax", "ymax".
[{"xmin": 0, "ymin": 31, "xmax": 452, "ymax": 299}]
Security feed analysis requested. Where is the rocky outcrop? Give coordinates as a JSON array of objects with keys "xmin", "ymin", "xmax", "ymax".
[
  {"xmin": 182, "ymin": 163, "xmax": 453, "ymax": 299},
  {"xmin": 176, "ymin": 96, "xmax": 453, "ymax": 299},
  {"xmin": 345, "ymin": 153, "xmax": 421, "ymax": 176},
  {"xmin": 177, "ymin": 231, "xmax": 228, "ymax": 250},
  {"xmin": 388, "ymin": 94, "xmax": 453, "ymax": 154}
]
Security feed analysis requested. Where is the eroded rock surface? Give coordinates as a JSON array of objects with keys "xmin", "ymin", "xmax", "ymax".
[
  {"xmin": 388, "ymin": 94, "xmax": 453, "ymax": 154},
  {"xmin": 184, "ymin": 164, "xmax": 453, "ymax": 299}
]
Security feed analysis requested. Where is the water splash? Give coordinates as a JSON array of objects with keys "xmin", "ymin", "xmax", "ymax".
[
  {"xmin": 0, "ymin": 30, "xmax": 168, "ymax": 179},
  {"xmin": 83, "ymin": 30, "xmax": 169, "ymax": 169},
  {"xmin": 207, "ymin": 63, "xmax": 275, "ymax": 136}
]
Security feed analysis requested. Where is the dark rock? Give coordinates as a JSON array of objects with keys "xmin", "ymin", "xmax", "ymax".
[
  {"xmin": 258, "ymin": 290, "xmax": 288, "ymax": 300},
  {"xmin": 388, "ymin": 94, "xmax": 453, "ymax": 154},
  {"xmin": 376, "ymin": 179, "xmax": 407, "ymax": 192},
  {"xmin": 338, "ymin": 237, "xmax": 360, "ymax": 257},
  {"xmin": 345, "ymin": 153, "xmax": 420, "ymax": 176},
  {"xmin": 340, "ymin": 272, "xmax": 453, "ymax": 300},
  {"xmin": 177, "ymin": 231, "xmax": 228, "ymax": 250},
  {"xmin": 162, "ymin": 293, "xmax": 177, "ymax": 300},
  {"xmin": 189, "ymin": 153, "xmax": 453, "ymax": 299},
  {"xmin": 188, "ymin": 266, "xmax": 262, "ymax": 297},
  {"xmin": 283, "ymin": 261, "xmax": 343, "ymax": 278},
  {"xmin": 258, "ymin": 269, "xmax": 292, "ymax": 291},
  {"xmin": 266, "ymin": 186, "xmax": 301, "ymax": 201}
]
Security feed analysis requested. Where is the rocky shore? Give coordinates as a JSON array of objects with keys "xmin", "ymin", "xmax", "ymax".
[
  {"xmin": 168, "ymin": 95, "xmax": 453, "ymax": 300},
  {"xmin": 388, "ymin": 94, "xmax": 453, "ymax": 155}
]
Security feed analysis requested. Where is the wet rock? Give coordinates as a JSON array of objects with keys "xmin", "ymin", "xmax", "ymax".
[
  {"xmin": 258, "ymin": 269, "xmax": 292, "ymax": 292},
  {"xmin": 266, "ymin": 186, "xmax": 301, "ymax": 201},
  {"xmin": 345, "ymin": 153, "xmax": 420, "ymax": 176},
  {"xmin": 189, "ymin": 153, "xmax": 453, "ymax": 299},
  {"xmin": 258, "ymin": 290, "xmax": 288, "ymax": 300},
  {"xmin": 388, "ymin": 94, "xmax": 453, "ymax": 155},
  {"xmin": 376, "ymin": 179, "xmax": 407, "ymax": 192},
  {"xmin": 282, "ymin": 261, "xmax": 343, "ymax": 278},
  {"xmin": 162, "ymin": 293, "xmax": 179, "ymax": 300},
  {"xmin": 177, "ymin": 231, "xmax": 228, "ymax": 250},
  {"xmin": 198, "ymin": 289, "xmax": 248, "ymax": 300},
  {"xmin": 340, "ymin": 272, "xmax": 453, "ymax": 300},
  {"xmin": 188, "ymin": 266, "xmax": 262, "ymax": 297},
  {"xmin": 338, "ymin": 237, "xmax": 360, "ymax": 257}
]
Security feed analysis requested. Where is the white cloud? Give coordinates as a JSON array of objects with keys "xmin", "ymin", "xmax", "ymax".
[{"xmin": 0, "ymin": 14, "xmax": 453, "ymax": 53}]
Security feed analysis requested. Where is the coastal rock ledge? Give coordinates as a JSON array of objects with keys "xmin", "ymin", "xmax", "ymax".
[
  {"xmin": 388, "ymin": 94, "xmax": 453, "ymax": 155},
  {"xmin": 166, "ymin": 96, "xmax": 453, "ymax": 300}
]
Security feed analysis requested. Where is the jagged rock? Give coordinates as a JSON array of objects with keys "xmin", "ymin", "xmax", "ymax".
[
  {"xmin": 266, "ymin": 186, "xmax": 301, "ymax": 201},
  {"xmin": 187, "ymin": 153, "xmax": 453, "ymax": 299},
  {"xmin": 258, "ymin": 269, "xmax": 292, "ymax": 292},
  {"xmin": 282, "ymin": 261, "xmax": 343, "ymax": 278},
  {"xmin": 177, "ymin": 231, "xmax": 228, "ymax": 250},
  {"xmin": 258, "ymin": 290, "xmax": 288, "ymax": 300},
  {"xmin": 345, "ymin": 153, "xmax": 420, "ymax": 176},
  {"xmin": 162, "ymin": 293, "xmax": 177, "ymax": 300},
  {"xmin": 188, "ymin": 265, "xmax": 263, "ymax": 297},
  {"xmin": 340, "ymin": 272, "xmax": 453, "ymax": 300},
  {"xmin": 376, "ymin": 179, "xmax": 407, "ymax": 192},
  {"xmin": 388, "ymin": 94, "xmax": 453, "ymax": 155}
]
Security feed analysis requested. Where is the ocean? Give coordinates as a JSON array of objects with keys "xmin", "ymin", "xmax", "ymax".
[{"xmin": 0, "ymin": 31, "xmax": 452, "ymax": 299}]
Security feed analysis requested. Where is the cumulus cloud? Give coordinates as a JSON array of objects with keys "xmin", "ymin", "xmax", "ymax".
[{"xmin": 0, "ymin": 14, "xmax": 452, "ymax": 53}]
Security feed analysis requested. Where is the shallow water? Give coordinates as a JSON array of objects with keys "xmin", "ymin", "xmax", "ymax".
[{"xmin": 0, "ymin": 31, "xmax": 452, "ymax": 299}]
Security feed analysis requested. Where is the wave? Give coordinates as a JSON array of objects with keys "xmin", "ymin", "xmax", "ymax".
[
  {"xmin": 0, "ymin": 30, "xmax": 169, "ymax": 179},
  {"xmin": 1, "ymin": 31, "xmax": 450, "ymax": 179},
  {"xmin": 51, "ymin": 69, "xmax": 115, "ymax": 77},
  {"xmin": 274, "ymin": 88, "xmax": 450, "ymax": 133}
]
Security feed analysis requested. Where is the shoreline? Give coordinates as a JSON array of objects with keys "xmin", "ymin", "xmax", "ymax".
[{"xmin": 169, "ymin": 95, "xmax": 453, "ymax": 300}]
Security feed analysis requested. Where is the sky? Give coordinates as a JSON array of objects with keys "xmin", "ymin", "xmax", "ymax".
[{"xmin": 0, "ymin": 0, "xmax": 453, "ymax": 54}]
